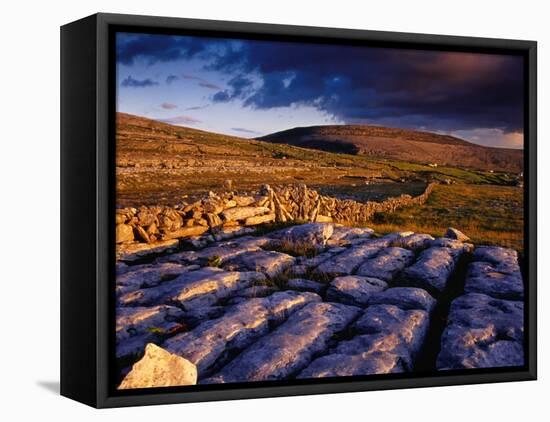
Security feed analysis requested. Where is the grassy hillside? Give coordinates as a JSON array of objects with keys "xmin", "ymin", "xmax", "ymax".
[
  {"xmin": 259, "ymin": 124, "xmax": 523, "ymax": 173},
  {"xmin": 116, "ymin": 113, "xmax": 522, "ymax": 207}
]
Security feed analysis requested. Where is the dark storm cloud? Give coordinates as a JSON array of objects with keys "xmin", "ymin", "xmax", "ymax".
[
  {"xmin": 117, "ymin": 33, "xmax": 524, "ymax": 133},
  {"xmin": 182, "ymin": 74, "xmax": 221, "ymax": 90},
  {"xmin": 161, "ymin": 102, "xmax": 178, "ymax": 110},
  {"xmin": 212, "ymin": 75, "xmax": 254, "ymax": 103},
  {"xmin": 166, "ymin": 74, "xmax": 179, "ymax": 84},
  {"xmin": 231, "ymin": 127, "xmax": 262, "ymax": 135},
  {"xmin": 116, "ymin": 33, "xmax": 215, "ymax": 65},
  {"xmin": 121, "ymin": 75, "xmax": 159, "ymax": 88},
  {"xmin": 209, "ymin": 42, "xmax": 524, "ymax": 133},
  {"xmin": 185, "ymin": 104, "xmax": 209, "ymax": 111},
  {"xmin": 158, "ymin": 115, "xmax": 201, "ymax": 125}
]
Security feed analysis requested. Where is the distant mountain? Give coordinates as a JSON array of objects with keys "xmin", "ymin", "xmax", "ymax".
[{"xmin": 258, "ymin": 125, "xmax": 523, "ymax": 173}]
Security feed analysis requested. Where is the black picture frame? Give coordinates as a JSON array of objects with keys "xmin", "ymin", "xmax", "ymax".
[{"xmin": 60, "ymin": 12, "xmax": 537, "ymax": 408}]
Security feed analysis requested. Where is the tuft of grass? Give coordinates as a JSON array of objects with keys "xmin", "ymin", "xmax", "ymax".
[
  {"xmin": 207, "ymin": 255, "xmax": 222, "ymax": 267},
  {"xmin": 267, "ymin": 240, "xmax": 319, "ymax": 259},
  {"xmin": 264, "ymin": 269, "xmax": 292, "ymax": 290},
  {"xmin": 251, "ymin": 221, "xmax": 299, "ymax": 237}
]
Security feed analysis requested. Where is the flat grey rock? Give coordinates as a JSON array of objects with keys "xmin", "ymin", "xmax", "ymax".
[
  {"xmin": 472, "ymin": 246, "xmax": 518, "ymax": 268},
  {"xmin": 164, "ymin": 291, "xmax": 320, "ymax": 376},
  {"xmin": 118, "ymin": 267, "xmax": 265, "ymax": 310},
  {"xmin": 353, "ymin": 304, "xmax": 430, "ymax": 358},
  {"xmin": 224, "ymin": 249, "xmax": 295, "ymax": 277},
  {"xmin": 392, "ymin": 233, "xmax": 434, "ymax": 250},
  {"xmin": 326, "ymin": 226, "xmax": 374, "ymax": 246},
  {"xmin": 464, "ymin": 261, "xmax": 523, "ymax": 300},
  {"xmin": 116, "ymin": 305, "xmax": 184, "ymax": 358},
  {"xmin": 298, "ymin": 351, "xmax": 405, "ymax": 378},
  {"xmin": 401, "ymin": 247, "xmax": 462, "ymax": 295},
  {"xmin": 203, "ymin": 302, "xmax": 360, "ymax": 383},
  {"xmin": 367, "ymin": 287, "xmax": 436, "ymax": 313},
  {"xmin": 356, "ymin": 247, "xmax": 415, "ymax": 281},
  {"xmin": 116, "ymin": 263, "xmax": 192, "ymax": 296},
  {"xmin": 315, "ymin": 242, "xmax": 382, "ymax": 275},
  {"xmin": 429, "ymin": 237, "xmax": 473, "ymax": 252},
  {"xmin": 287, "ymin": 278, "xmax": 325, "ymax": 294},
  {"xmin": 277, "ymin": 222, "xmax": 334, "ymax": 248},
  {"xmin": 436, "ymin": 293, "xmax": 524, "ymax": 370},
  {"xmin": 326, "ymin": 275, "xmax": 387, "ymax": 307}
]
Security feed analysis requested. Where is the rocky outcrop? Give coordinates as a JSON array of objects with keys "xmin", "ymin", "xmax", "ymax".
[
  {"xmin": 164, "ymin": 291, "xmax": 320, "ymax": 376},
  {"xmin": 436, "ymin": 293, "xmax": 524, "ymax": 369},
  {"xmin": 114, "ymin": 222, "xmax": 525, "ymax": 388},
  {"xmin": 275, "ymin": 222, "xmax": 334, "ymax": 249},
  {"xmin": 203, "ymin": 302, "xmax": 360, "ymax": 383},
  {"xmin": 356, "ymin": 247, "xmax": 415, "ymax": 281},
  {"xmin": 118, "ymin": 267, "xmax": 265, "ymax": 309},
  {"xmin": 299, "ymin": 303, "xmax": 431, "ymax": 378},
  {"xmin": 326, "ymin": 275, "xmax": 388, "ymax": 307},
  {"xmin": 436, "ymin": 245, "xmax": 524, "ymax": 369},
  {"xmin": 118, "ymin": 343, "xmax": 197, "ymax": 389},
  {"xmin": 401, "ymin": 246, "xmax": 464, "ymax": 295},
  {"xmin": 464, "ymin": 246, "xmax": 524, "ymax": 300},
  {"xmin": 367, "ymin": 287, "xmax": 437, "ymax": 313}
]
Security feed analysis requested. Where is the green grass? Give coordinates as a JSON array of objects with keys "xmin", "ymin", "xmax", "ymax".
[{"xmin": 366, "ymin": 184, "xmax": 524, "ymax": 251}]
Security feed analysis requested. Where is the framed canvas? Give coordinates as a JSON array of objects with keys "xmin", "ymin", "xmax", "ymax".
[{"xmin": 60, "ymin": 13, "xmax": 537, "ymax": 408}]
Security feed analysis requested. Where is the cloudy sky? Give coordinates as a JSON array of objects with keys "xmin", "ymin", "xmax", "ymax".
[{"xmin": 116, "ymin": 32, "xmax": 524, "ymax": 149}]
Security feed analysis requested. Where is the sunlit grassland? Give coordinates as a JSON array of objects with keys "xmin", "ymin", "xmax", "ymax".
[{"xmin": 366, "ymin": 184, "xmax": 524, "ymax": 251}]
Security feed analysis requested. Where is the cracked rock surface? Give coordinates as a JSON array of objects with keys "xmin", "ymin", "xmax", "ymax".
[{"xmin": 115, "ymin": 222, "xmax": 525, "ymax": 387}]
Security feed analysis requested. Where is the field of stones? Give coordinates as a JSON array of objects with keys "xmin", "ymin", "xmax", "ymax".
[{"xmin": 115, "ymin": 220, "xmax": 524, "ymax": 389}]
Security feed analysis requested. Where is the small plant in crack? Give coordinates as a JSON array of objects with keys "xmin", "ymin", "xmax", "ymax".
[{"xmin": 207, "ymin": 255, "xmax": 222, "ymax": 267}]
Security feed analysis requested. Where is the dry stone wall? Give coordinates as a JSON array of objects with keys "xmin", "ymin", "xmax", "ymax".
[{"xmin": 115, "ymin": 183, "xmax": 436, "ymax": 248}]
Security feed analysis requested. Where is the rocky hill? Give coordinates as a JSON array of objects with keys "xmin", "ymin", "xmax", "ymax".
[{"xmin": 258, "ymin": 125, "xmax": 523, "ymax": 173}]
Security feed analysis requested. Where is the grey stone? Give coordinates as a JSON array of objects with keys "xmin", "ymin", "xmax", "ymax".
[
  {"xmin": 356, "ymin": 247, "xmax": 415, "ymax": 281},
  {"xmin": 367, "ymin": 287, "xmax": 436, "ymax": 313},
  {"xmin": 299, "ymin": 308, "xmax": 428, "ymax": 379},
  {"xmin": 234, "ymin": 285, "xmax": 278, "ymax": 298},
  {"xmin": 464, "ymin": 261, "xmax": 523, "ymax": 300},
  {"xmin": 163, "ymin": 291, "xmax": 320, "ymax": 375},
  {"xmin": 287, "ymin": 278, "xmax": 325, "ymax": 294},
  {"xmin": 225, "ymin": 249, "xmax": 295, "ymax": 277},
  {"xmin": 277, "ymin": 222, "xmax": 334, "ymax": 248},
  {"xmin": 116, "ymin": 223, "xmax": 134, "ymax": 243},
  {"xmin": 444, "ymin": 227, "xmax": 471, "ymax": 242},
  {"xmin": 472, "ymin": 246, "xmax": 520, "ymax": 272},
  {"xmin": 298, "ymin": 351, "xmax": 405, "ymax": 378},
  {"xmin": 116, "ymin": 305, "xmax": 184, "ymax": 358},
  {"xmin": 118, "ymin": 267, "xmax": 265, "ymax": 310},
  {"xmin": 326, "ymin": 275, "xmax": 388, "ymax": 307},
  {"xmin": 392, "ymin": 233, "xmax": 434, "ymax": 250},
  {"xmin": 116, "ymin": 239, "xmax": 179, "ymax": 262},
  {"xmin": 118, "ymin": 343, "xmax": 197, "ymax": 389},
  {"xmin": 429, "ymin": 237, "xmax": 473, "ymax": 252},
  {"xmin": 401, "ymin": 247, "xmax": 462, "ymax": 295},
  {"xmin": 353, "ymin": 304, "xmax": 430, "ymax": 358},
  {"xmin": 221, "ymin": 206, "xmax": 270, "ymax": 221},
  {"xmin": 115, "ymin": 262, "xmax": 192, "ymax": 296},
  {"xmin": 204, "ymin": 302, "xmax": 360, "ymax": 383},
  {"xmin": 326, "ymin": 226, "xmax": 374, "ymax": 246},
  {"xmin": 194, "ymin": 242, "xmax": 262, "ymax": 265},
  {"xmin": 315, "ymin": 241, "xmax": 382, "ymax": 276},
  {"xmin": 437, "ymin": 293, "xmax": 524, "ymax": 370}
]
